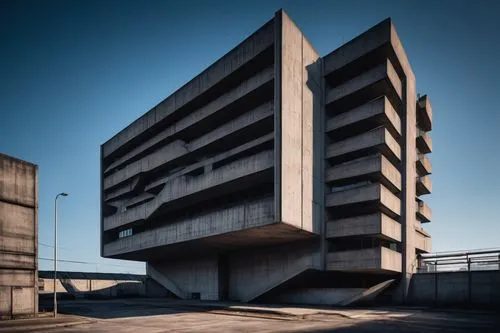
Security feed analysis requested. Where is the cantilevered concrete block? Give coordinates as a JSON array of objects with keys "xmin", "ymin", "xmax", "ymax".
[{"xmin": 100, "ymin": 10, "xmax": 434, "ymax": 304}]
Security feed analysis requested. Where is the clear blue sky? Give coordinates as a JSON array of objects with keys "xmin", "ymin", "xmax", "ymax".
[{"xmin": 1, "ymin": 0, "xmax": 499, "ymax": 274}]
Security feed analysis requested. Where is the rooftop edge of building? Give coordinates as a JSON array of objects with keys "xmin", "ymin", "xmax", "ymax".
[
  {"xmin": 0, "ymin": 152, "xmax": 38, "ymax": 168},
  {"xmin": 323, "ymin": 17, "xmax": 415, "ymax": 82},
  {"xmin": 101, "ymin": 14, "xmax": 277, "ymax": 159}
]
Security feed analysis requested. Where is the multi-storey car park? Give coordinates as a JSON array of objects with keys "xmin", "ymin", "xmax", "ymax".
[{"xmin": 100, "ymin": 10, "xmax": 433, "ymax": 304}]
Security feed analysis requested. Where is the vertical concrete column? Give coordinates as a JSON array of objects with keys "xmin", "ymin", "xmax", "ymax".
[
  {"xmin": 33, "ymin": 165, "xmax": 38, "ymax": 317},
  {"xmin": 273, "ymin": 10, "xmax": 282, "ymax": 223},
  {"xmin": 276, "ymin": 10, "xmax": 321, "ymax": 235},
  {"xmin": 400, "ymin": 72, "xmax": 417, "ymax": 303}
]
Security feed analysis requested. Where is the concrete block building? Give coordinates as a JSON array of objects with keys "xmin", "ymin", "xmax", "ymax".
[
  {"xmin": 100, "ymin": 10, "xmax": 433, "ymax": 304},
  {"xmin": 0, "ymin": 154, "xmax": 38, "ymax": 318}
]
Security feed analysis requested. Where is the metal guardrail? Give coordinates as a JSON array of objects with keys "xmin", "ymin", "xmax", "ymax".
[
  {"xmin": 414, "ymin": 249, "xmax": 500, "ymax": 306},
  {"xmin": 417, "ymin": 248, "xmax": 500, "ymax": 273}
]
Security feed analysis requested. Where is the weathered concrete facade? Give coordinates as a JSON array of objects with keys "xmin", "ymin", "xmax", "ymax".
[
  {"xmin": 0, "ymin": 154, "xmax": 38, "ymax": 319},
  {"xmin": 101, "ymin": 11, "xmax": 433, "ymax": 304}
]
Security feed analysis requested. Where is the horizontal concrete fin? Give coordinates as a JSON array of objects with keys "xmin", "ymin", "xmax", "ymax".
[
  {"xmin": 326, "ymin": 247, "xmax": 402, "ymax": 273},
  {"xmin": 107, "ymin": 192, "xmax": 156, "ymax": 211},
  {"xmin": 326, "ymin": 154, "xmax": 401, "ymax": 193},
  {"xmin": 326, "ymin": 127, "xmax": 401, "ymax": 164},
  {"xmin": 325, "ymin": 59, "xmax": 402, "ymax": 107},
  {"xmin": 417, "ymin": 94, "xmax": 433, "ymax": 131},
  {"xmin": 415, "ymin": 230, "xmax": 432, "ymax": 253},
  {"xmin": 103, "ymin": 196, "xmax": 275, "ymax": 256},
  {"xmin": 104, "ymin": 176, "xmax": 140, "ymax": 202},
  {"xmin": 380, "ymin": 154, "xmax": 401, "ymax": 192},
  {"xmin": 380, "ymin": 213, "xmax": 402, "ymax": 242},
  {"xmin": 104, "ymin": 150, "xmax": 274, "ymax": 231},
  {"xmin": 323, "ymin": 19, "xmax": 391, "ymax": 76},
  {"xmin": 417, "ymin": 131, "xmax": 432, "ymax": 154},
  {"xmin": 327, "ymin": 182, "xmax": 380, "ymax": 207},
  {"xmin": 416, "ymin": 201, "xmax": 432, "ymax": 222},
  {"xmin": 414, "ymin": 223, "xmax": 431, "ymax": 237},
  {"xmin": 105, "ymin": 66, "xmax": 274, "ymax": 173},
  {"xmin": 144, "ymin": 133, "xmax": 274, "ymax": 192},
  {"xmin": 380, "ymin": 184, "xmax": 401, "ymax": 216},
  {"xmin": 326, "ymin": 97, "xmax": 401, "ymax": 137},
  {"xmin": 327, "ymin": 212, "xmax": 401, "ymax": 242},
  {"xmin": 326, "ymin": 183, "xmax": 401, "ymax": 218},
  {"xmin": 326, "ymin": 155, "xmax": 381, "ymax": 182},
  {"xmin": 104, "ymin": 102, "xmax": 274, "ymax": 190},
  {"xmin": 416, "ymin": 154, "xmax": 432, "ymax": 176},
  {"xmin": 104, "ymin": 140, "xmax": 188, "ymax": 190},
  {"xmin": 103, "ymin": 20, "xmax": 275, "ymax": 157},
  {"xmin": 416, "ymin": 175, "xmax": 432, "ymax": 195}
]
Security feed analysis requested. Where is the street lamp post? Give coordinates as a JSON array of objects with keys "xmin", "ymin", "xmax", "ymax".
[{"xmin": 54, "ymin": 192, "xmax": 68, "ymax": 318}]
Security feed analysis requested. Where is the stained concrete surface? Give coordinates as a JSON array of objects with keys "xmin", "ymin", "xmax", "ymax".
[{"xmin": 17, "ymin": 299, "xmax": 499, "ymax": 333}]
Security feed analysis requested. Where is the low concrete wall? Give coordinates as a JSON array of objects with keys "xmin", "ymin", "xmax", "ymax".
[
  {"xmin": 39, "ymin": 278, "xmax": 147, "ymax": 298},
  {"xmin": 409, "ymin": 271, "xmax": 500, "ymax": 307},
  {"xmin": 40, "ymin": 278, "xmax": 147, "ymax": 298},
  {"xmin": 37, "ymin": 272, "xmax": 153, "ymax": 299}
]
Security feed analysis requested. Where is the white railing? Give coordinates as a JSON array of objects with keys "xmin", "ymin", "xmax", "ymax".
[{"xmin": 417, "ymin": 248, "xmax": 500, "ymax": 273}]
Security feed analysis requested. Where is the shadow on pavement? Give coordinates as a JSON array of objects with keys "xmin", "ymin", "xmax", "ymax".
[{"xmin": 40, "ymin": 298, "xmax": 226, "ymax": 320}]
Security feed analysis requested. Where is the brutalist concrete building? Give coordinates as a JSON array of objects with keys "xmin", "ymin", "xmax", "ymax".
[
  {"xmin": 0, "ymin": 154, "xmax": 38, "ymax": 318},
  {"xmin": 101, "ymin": 10, "xmax": 433, "ymax": 304}
]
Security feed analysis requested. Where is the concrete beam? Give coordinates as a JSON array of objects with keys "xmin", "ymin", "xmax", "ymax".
[
  {"xmin": 326, "ymin": 247, "xmax": 402, "ymax": 273},
  {"xmin": 416, "ymin": 200, "xmax": 432, "ymax": 223},
  {"xmin": 104, "ymin": 102, "xmax": 273, "ymax": 190},
  {"xmin": 323, "ymin": 19, "xmax": 391, "ymax": 77},
  {"xmin": 103, "ymin": 196, "xmax": 274, "ymax": 257},
  {"xmin": 104, "ymin": 176, "xmax": 140, "ymax": 202},
  {"xmin": 416, "ymin": 154, "xmax": 432, "ymax": 176},
  {"xmin": 326, "ymin": 154, "xmax": 401, "ymax": 193},
  {"xmin": 326, "ymin": 183, "xmax": 401, "ymax": 218},
  {"xmin": 143, "ymin": 133, "xmax": 274, "ymax": 192},
  {"xmin": 416, "ymin": 175, "xmax": 432, "ymax": 196},
  {"xmin": 416, "ymin": 131, "xmax": 432, "ymax": 154},
  {"xmin": 326, "ymin": 97, "xmax": 401, "ymax": 139},
  {"xmin": 326, "ymin": 212, "xmax": 401, "ymax": 242},
  {"xmin": 105, "ymin": 66, "xmax": 274, "ymax": 173},
  {"xmin": 323, "ymin": 18, "xmax": 415, "ymax": 86},
  {"xmin": 326, "ymin": 127, "xmax": 401, "ymax": 166},
  {"xmin": 415, "ymin": 228, "xmax": 432, "ymax": 253},
  {"xmin": 104, "ymin": 150, "xmax": 274, "ymax": 231},
  {"xmin": 417, "ymin": 94, "xmax": 432, "ymax": 131},
  {"xmin": 325, "ymin": 59, "xmax": 402, "ymax": 113}
]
